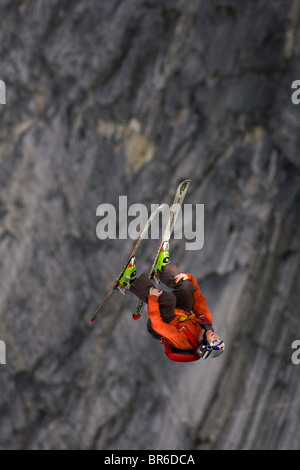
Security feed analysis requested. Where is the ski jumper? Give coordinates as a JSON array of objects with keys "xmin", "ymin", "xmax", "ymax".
[{"xmin": 130, "ymin": 263, "xmax": 213, "ymax": 361}]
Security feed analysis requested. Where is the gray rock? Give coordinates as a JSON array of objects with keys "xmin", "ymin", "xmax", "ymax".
[{"xmin": 0, "ymin": 0, "xmax": 299, "ymax": 450}]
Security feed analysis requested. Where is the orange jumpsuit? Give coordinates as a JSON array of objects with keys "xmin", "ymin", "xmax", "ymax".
[{"xmin": 147, "ymin": 273, "xmax": 213, "ymax": 350}]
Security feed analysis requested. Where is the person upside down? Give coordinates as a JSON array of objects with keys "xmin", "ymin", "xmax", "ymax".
[{"xmin": 118, "ymin": 242, "xmax": 225, "ymax": 362}]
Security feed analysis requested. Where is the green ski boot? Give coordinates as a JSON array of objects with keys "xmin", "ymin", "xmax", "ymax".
[
  {"xmin": 153, "ymin": 241, "xmax": 170, "ymax": 284},
  {"xmin": 117, "ymin": 257, "xmax": 137, "ymax": 294}
]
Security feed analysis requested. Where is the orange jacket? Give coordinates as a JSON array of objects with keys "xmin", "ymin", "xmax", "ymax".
[{"xmin": 147, "ymin": 273, "xmax": 213, "ymax": 350}]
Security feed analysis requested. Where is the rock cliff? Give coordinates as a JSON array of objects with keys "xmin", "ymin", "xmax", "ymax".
[{"xmin": 0, "ymin": 0, "xmax": 299, "ymax": 450}]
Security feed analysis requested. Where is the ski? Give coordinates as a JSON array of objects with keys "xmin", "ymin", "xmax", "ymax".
[
  {"xmin": 132, "ymin": 179, "xmax": 191, "ymax": 320},
  {"xmin": 91, "ymin": 204, "xmax": 164, "ymax": 323}
]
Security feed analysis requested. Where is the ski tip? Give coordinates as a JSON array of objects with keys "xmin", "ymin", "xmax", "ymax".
[
  {"xmin": 91, "ymin": 315, "xmax": 97, "ymax": 323},
  {"xmin": 178, "ymin": 178, "xmax": 191, "ymax": 185},
  {"xmin": 177, "ymin": 179, "xmax": 191, "ymax": 194},
  {"xmin": 132, "ymin": 314, "xmax": 141, "ymax": 320}
]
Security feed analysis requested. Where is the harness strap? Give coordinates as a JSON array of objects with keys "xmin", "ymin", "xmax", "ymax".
[
  {"xmin": 161, "ymin": 326, "xmax": 200, "ymax": 362},
  {"xmin": 178, "ymin": 326, "xmax": 199, "ymax": 349}
]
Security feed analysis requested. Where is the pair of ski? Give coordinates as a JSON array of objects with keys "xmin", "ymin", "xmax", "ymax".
[{"xmin": 90, "ymin": 179, "xmax": 191, "ymax": 323}]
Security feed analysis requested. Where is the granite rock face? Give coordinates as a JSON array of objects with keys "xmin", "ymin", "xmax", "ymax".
[{"xmin": 0, "ymin": 0, "xmax": 299, "ymax": 450}]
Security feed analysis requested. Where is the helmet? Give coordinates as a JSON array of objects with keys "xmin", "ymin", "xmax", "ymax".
[{"xmin": 196, "ymin": 336, "xmax": 225, "ymax": 359}]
